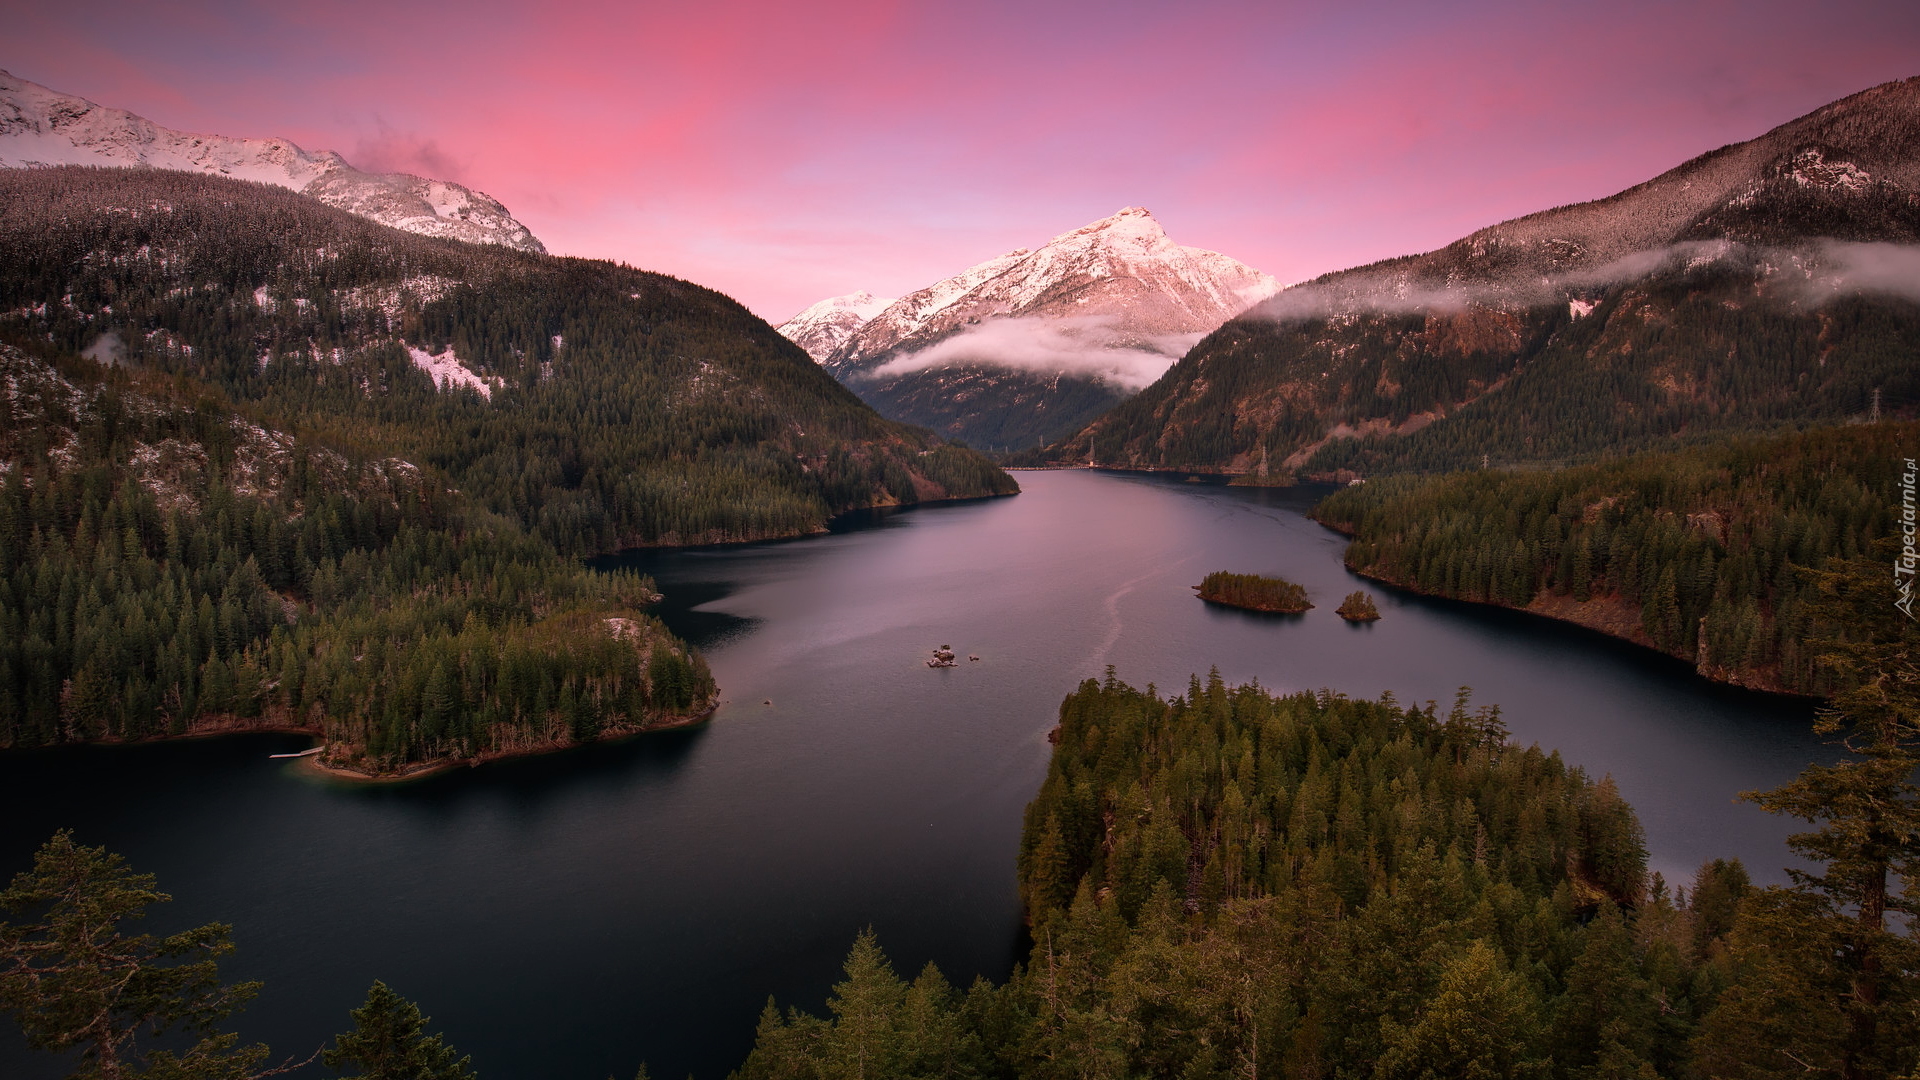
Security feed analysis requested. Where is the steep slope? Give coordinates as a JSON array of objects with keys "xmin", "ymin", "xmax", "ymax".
[
  {"xmin": 0, "ymin": 167, "xmax": 1015, "ymax": 552},
  {"xmin": 822, "ymin": 207, "xmax": 1278, "ymax": 450},
  {"xmin": 1058, "ymin": 77, "xmax": 1920, "ymax": 477},
  {"xmin": 776, "ymin": 290, "xmax": 896, "ymax": 361},
  {"xmin": 0, "ymin": 69, "xmax": 545, "ymax": 252}
]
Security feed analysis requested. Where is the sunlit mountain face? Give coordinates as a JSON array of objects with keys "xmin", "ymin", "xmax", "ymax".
[{"xmin": 791, "ymin": 207, "xmax": 1278, "ymax": 449}]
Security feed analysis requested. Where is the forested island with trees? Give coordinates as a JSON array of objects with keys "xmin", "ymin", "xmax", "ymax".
[
  {"xmin": 1336, "ymin": 590, "xmax": 1381, "ymax": 621},
  {"xmin": 1194, "ymin": 571, "xmax": 1313, "ymax": 614},
  {"xmin": 1313, "ymin": 421, "xmax": 1916, "ymax": 695}
]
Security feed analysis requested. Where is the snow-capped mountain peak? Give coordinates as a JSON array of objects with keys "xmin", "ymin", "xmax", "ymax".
[
  {"xmin": 1048, "ymin": 205, "xmax": 1168, "ymax": 248},
  {"xmin": 0, "ymin": 69, "xmax": 544, "ymax": 253},
  {"xmin": 826, "ymin": 206, "xmax": 1280, "ymax": 377},
  {"xmin": 776, "ymin": 290, "xmax": 899, "ymax": 362},
  {"xmin": 803, "ymin": 206, "xmax": 1280, "ymax": 449}
]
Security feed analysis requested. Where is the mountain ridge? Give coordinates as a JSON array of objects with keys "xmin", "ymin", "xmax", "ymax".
[
  {"xmin": 0, "ymin": 68, "xmax": 546, "ymax": 253},
  {"xmin": 1049, "ymin": 76, "xmax": 1920, "ymax": 476},
  {"xmin": 0, "ymin": 166, "xmax": 1016, "ymax": 554},
  {"xmin": 810, "ymin": 206, "xmax": 1277, "ymax": 449}
]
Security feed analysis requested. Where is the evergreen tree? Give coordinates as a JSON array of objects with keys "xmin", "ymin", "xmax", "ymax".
[
  {"xmin": 324, "ymin": 981, "xmax": 476, "ymax": 1080},
  {"xmin": 0, "ymin": 831, "xmax": 270, "ymax": 1080},
  {"xmin": 1738, "ymin": 554, "xmax": 1920, "ymax": 1080},
  {"xmin": 1373, "ymin": 943, "xmax": 1548, "ymax": 1080}
]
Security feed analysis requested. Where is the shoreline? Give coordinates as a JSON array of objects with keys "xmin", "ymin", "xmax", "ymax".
[
  {"xmin": 1196, "ymin": 593, "xmax": 1314, "ymax": 615},
  {"xmin": 294, "ymin": 701, "xmax": 723, "ymax": 785},
  {"xmin": 593, "ymin": 488, "xmax": 1019, "ymax": 554},
  {"xmin": 0, "ymin": 703, "xmax": 722, "ymax": 781},
  {"xmin": 1313, "ymin": 514, "xmax": 1816, "ymax": 700}
]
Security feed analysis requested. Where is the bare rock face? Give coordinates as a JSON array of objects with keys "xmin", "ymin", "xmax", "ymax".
[
  {"xmin": 0, "ymin": 69, "xmax": 545, "ymax": 253},
  {"xmin": 796, "ymin": 207, "xmax": 1278, "ymax": 449}
]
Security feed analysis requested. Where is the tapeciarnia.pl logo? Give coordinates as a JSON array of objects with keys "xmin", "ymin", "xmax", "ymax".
[{"xmin": 1899, "ymin": 456, "xmax": 1917, "ymax": 621}]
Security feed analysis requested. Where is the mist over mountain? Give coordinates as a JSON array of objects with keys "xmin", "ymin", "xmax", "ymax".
[
  {"xmin": 0, "ymin": 69, "xmax": 546, "ymax": 253},
  {"xmin": 802, "ymin": 207, "xmax": 1277, "ymax": 450},
  {"xmin": 1051, "ymin": 77, "xmax": 1920, "ymax": 477}
]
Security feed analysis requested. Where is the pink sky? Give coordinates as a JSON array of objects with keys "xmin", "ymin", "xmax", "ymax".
[{"xmin": 7, "ymin": 0, "xmax": 1917, "ymax": 321}]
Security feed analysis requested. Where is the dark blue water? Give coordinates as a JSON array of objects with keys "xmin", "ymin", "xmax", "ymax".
[{"xmin": 0, "ymin": 471, "xmax": 1823, "ymax": 1079}]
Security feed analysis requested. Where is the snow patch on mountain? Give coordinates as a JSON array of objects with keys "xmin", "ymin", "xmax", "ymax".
[
  {"xmin": 0, "ymin": 69, "xmax": 545, "ymax": 253},
  {"xmin": 406, "ymin": 344, "xmax": 499, "ymax": 399}
]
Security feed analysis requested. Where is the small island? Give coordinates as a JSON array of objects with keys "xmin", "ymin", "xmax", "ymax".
[
  {"xmin": 1336, "ymin": 590, "xmax": 1382, "ymax": 621},
  {"xmin": 1194, "ymin": 571, "xmax": 1313, "ymax": 613}
]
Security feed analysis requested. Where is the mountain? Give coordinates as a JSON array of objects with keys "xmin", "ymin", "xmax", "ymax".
[
  {"xmin": 0, "ymin": 166, "xmax": 1016, "ymax": 555},
  {"xmin": 0, "ymin": 337, "xmax": 716, "ymax": 771},
  {"xmin": 777, "ymin": 290, "xmax": 897, "ymax": 361},
  {"xmin": 818, "ymin": 207, "xmax": 1278, "ymax": 450},
  {"xmin": 0, "ymin": 68, "xmax": 545, "ymax": 253},
  {"xmin": 1054, "ymin": 77, "xmax": 1920, "ymax": 477}
]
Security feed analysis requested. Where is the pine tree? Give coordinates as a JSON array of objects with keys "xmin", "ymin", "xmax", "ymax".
[
  {"xmin": 1373, "ymin": 943, "xmax": 1548, "ymax": 1080},
  {"xmin": 823, "ymin": 930, "xmax": 907, "ymax": 1080},
  {"xmin": 1742, "ymin": 554, "xmax": 1920, "ymax": 1079},
  {"xmin": 324, "ymin": 981, "xmax": 476, "ymax": 1080},
  {"xmin": 1552, "ymin": 903, "xmax": 1659, "ymax": 1077},
  {"xmin": 0, "ymin": 831, "xmax": 269, "ymax": 1080}
]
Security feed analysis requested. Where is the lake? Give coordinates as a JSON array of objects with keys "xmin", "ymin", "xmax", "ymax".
[{"xmin": 0, "ymin": 470, "xmax": 1823, "ymax": 1079}]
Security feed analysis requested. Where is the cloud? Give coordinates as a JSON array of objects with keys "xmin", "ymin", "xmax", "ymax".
[
  {"xmin": 1237, "ymin": 238, "xmax": 1920, "ymax": 328},
  {"xmin": 1249, "ymin": 241, "xmax": 1750, "ymax": 323},
  {"xmin": 1806, "ymin": 241, "xmax": 1920, "ymax": 304},
  {"xmin": 866, "ymin": 316, "xmax": 1201, "ymax": 392}
]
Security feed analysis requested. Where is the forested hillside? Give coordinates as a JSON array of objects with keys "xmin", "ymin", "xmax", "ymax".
[
  {"xmin": 1314, "ymin": 421, "xmax": 1914, "ymax": 694},
  {"xmin": 0, "ymin": 167, "xmax": 1015, "ymax": 553},
  {"xmin": 0, "ymin": 340, "xmax": 713, "ymax": 772},
  {"xmin": 733, "ymin": 669, "xmax": 1920, "ymax": 1078},
  {"xmin": 1052, "ymin": 77, "xmax": 1920, "ymax": 477}
]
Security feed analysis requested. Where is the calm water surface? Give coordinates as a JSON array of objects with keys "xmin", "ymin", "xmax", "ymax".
[{"xmin": 0, "ymin": 471, "xmax": 1822, "ymax": 1079}]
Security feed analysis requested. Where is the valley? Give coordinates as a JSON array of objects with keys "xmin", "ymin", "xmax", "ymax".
[{"xmin": 1, "ymin": 46, "xmax": 1916, "ymax": 1080}]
